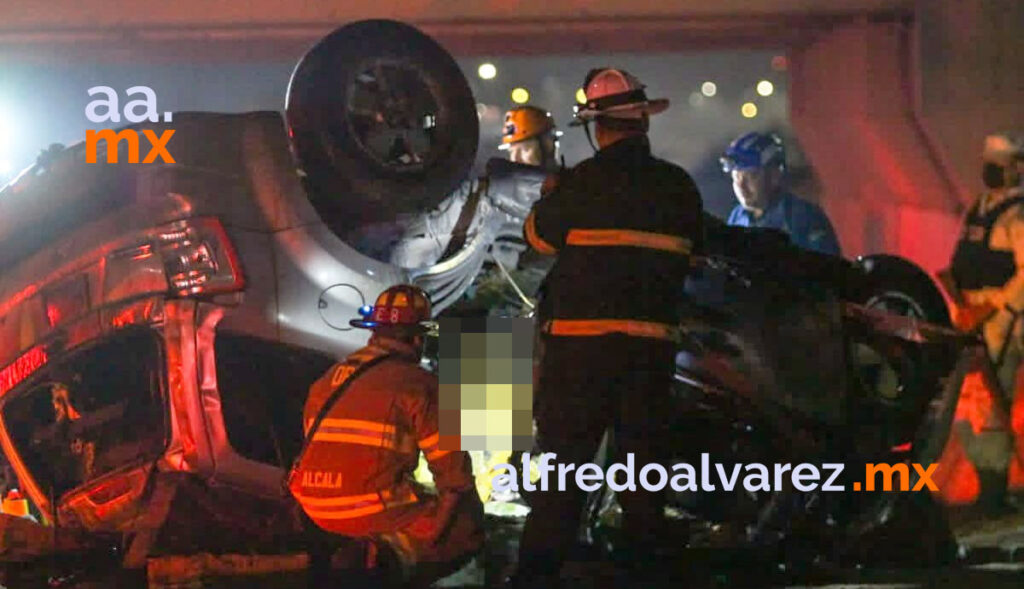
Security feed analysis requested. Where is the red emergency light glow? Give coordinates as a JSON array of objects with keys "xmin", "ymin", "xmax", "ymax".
[
  {"xmin": 0, "ymin": 346, "xmax": 48, "ymax": 397},
  {"xmin": 891, "ymin": 442, "xmax": 912, "ymax": 453},
  {"xmin": 111, "ymin": 300, "xmax": 156, "ymax": 329},
  {"xmin": 42, "ymin": 276, "xmax": 89, "ymax": 329},
  {"xmin": 0, "ymin": 284, "xmax": 39, "ymax": 320},
  {"xmin": 45, "ymin": 303, "xmax": 61, "ymax": 327}
]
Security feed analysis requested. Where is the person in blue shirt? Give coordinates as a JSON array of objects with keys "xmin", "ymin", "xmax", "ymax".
[{"xmin": 721, "ymin": 131, "xmax": 841, "ymax": 256}]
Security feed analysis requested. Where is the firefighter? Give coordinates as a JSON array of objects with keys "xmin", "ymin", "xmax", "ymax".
[
  {"xmin": 509, "ymin": 68, "xmax": 703, "ymax": 586},
  {"xmin": 453, "ymin": 105, "xmax": 562, "ymax": 317},
  {"xmin": 943, "ymin": 132, "xmax": 1024, "ymax": 512},
  {"xmin": 499, "ymin": 105, "xmax": 562, "ymax": 172},
  {"xmin": 289, "ymin": 285, "xmax": 483, "ymax": 587},
  {"xmin": 721, "ymin": 131, "xmax": 841, "ymax": 256}
]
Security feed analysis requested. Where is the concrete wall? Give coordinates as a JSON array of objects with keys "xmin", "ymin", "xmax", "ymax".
[
  {"xmin": 0, "ymin": 1, "xmax": 912, "ymax": 62},
  {"xmin": 788, "ymin": 1, "xmax": 1024, "ymax": 274},
  {"xmin": 788, "ymin": 17, "xmax": 961, "ymax": 271},
  {"xmin": 916, "ymin": 0, "xmax": 1024, "ymax": 205},
  {"xmin": 0, "ymin": 0, "xmax": 912, "ymax": 29}
]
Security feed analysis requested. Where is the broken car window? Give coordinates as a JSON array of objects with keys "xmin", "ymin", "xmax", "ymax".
[{"xmin": 1, "ymin": 329, "xmax": 167, "ymax": 498}]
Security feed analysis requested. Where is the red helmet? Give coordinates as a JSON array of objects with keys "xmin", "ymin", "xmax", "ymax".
[
  {"xmin": 572, "ymin": 68, "xmax": 669, "ymax": 124},
  {"xmin": 350, "ymin": 284, "xmax": 432, "ymax": 331}
]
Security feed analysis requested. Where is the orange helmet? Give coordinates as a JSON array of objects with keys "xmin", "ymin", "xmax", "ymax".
[
  {"xmin": 572, "ymin": 68, "xmax": 669, "ymax": 124},
  {"xmin": 499, "ymin": 106, "xmax": 561, "ymax": 150},
  {"xmin": 350, "ymin": 284, "xmax": 432, "ymax": 331}
]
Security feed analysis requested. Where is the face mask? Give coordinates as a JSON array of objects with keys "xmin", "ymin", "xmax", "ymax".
[{"xmin": 983, "ymin": 162, "xmax": 1006, "ymax": 189}]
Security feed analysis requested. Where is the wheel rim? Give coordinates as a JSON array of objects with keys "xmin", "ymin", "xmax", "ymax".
[
  {"xmin": 345, "ymin": 59, "xmax": 444, "ymax": 173},
  {"xmin": 864, "ymin": 290, "xmax": 927, "ymax": 320}
]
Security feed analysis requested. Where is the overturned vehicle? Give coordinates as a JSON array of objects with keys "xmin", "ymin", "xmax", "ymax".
[
  {"xmin": 0, "ymin": 19, "xmax": 545, "ymax": 585},
  {"xmin": 577, "ymin": 222, "xmax": 977, "ymax": 567},
  {"xmin": 0, "ymin": 16, "xmax": 979, "ymax": 586}
]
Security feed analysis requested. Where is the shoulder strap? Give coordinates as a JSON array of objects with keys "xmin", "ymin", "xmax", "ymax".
[
  {"xmin": 286, "ymin": 350, "xmax": 394, "ymax": 486},
  {"xmin": 982, "ymin": 194, "xmax": 1024, "ymax": 242},
  {"xmin": 965, "ymin": 195, "xmax": 984, "ymax": 221}
]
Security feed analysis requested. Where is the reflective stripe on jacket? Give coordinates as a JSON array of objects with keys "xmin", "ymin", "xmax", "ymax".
[
  {"xmin": 525, "ymin": 135, "xmax": 703, "ymax": 338},
  {"xmin": 293, "ymin": 487, "xmax": 420, "ymax": 521}
]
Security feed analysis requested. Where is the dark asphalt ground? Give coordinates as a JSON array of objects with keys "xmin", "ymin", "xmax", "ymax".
[{"xmin": 436, "ymin": 506, "xmax": 1024, "ymax": 588}]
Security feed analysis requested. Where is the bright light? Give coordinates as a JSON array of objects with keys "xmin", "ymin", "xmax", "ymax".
[
  {"xmin": 511, "ymin": 88, "xmax": 530, "ymax": 104},
  {"xmin": 575, "ymin": 88, "xmax": 587, "ymax": 104},
  {"xmin": 741, "ymin": 102, "xmax": 758, "ymax": 118},
  {"xmin": 701, "ymin": 82, "xmax": 717, "ymax": 97},
  {"xmin": 756, "ymin": 80, "xmax": 775, "ymax": 97},
  {"xmin": 0, "ymin": 161, "xmax": 11, "ymax": 176},
  {"xmin": 478, "ymin": 63, "xmax": 497, "ymax": 80}
]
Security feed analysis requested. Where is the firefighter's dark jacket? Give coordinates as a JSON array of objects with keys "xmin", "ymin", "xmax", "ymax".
[{"xmin": 524, "ymin": 135, "xmax": 703, "ymax": 338}]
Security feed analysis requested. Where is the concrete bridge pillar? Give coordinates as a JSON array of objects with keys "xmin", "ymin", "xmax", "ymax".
[{"xmin": 788, "ymin": 0, "xmax": 1024, "ymax": 273}]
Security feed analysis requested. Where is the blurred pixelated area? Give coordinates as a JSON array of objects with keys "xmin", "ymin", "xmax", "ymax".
[{"xmin": 438, "ymin": 317, "xmax": 534, "ymax": 452}]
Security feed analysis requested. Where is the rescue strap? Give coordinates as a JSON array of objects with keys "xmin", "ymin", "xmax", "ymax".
[
  {"xmin": 544, "ymin": 319, "xmax": 681, "ymax": 342},
  {"xmin": 284, "ymin": 349, "xmax": 394, "ymax": 493},
  {"xmin": 438, "ymin": 178, "xmax": 488, "ymax": 262},
  {"xmin": 491, "ymin": 252, "xmax": 536, "ymax": 311},
  {"xmin": 975, "ymin": 194, "xmax": 1024, "ymax": 244},
  {"xmin": 566, "ymin": 229, "xmax": 692, "ymax": 255},
  {"xmin": 296, "ymin": 487, "xmax": 419, "ymax": 521}
]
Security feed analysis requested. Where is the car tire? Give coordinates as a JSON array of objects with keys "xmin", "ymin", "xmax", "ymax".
[
  {"xmin": 854, "ymin": 254, "xmax": 951, "ymax": 327},
  {"xmin": 286, "ymin": 19, "xmax": 479, "ymax": 233}
]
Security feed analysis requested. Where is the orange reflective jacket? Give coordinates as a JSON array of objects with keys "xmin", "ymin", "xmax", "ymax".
[{"xmin": 290, "ymin": 335, "xmax": 474, "ymax": 537}]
